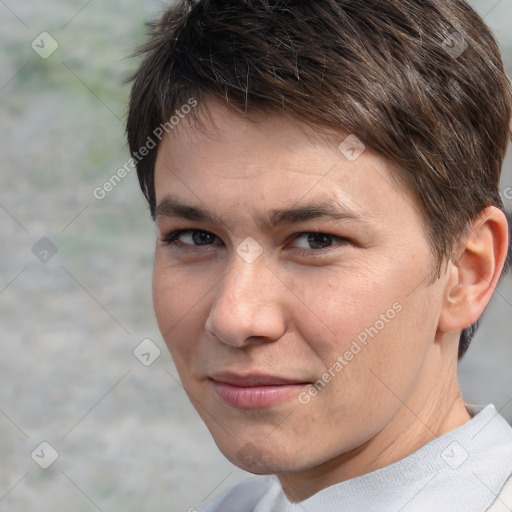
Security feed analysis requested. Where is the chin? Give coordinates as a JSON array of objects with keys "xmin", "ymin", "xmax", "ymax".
[
  {"xmin": 218, "ymin": 436, "xmax": 317, "ymax": 474},
  {"xmin": 231, "ymin": 450, "xmax": 288, "ymax": 474},
  {"xmin": 212, "ymin": 437, "xmax": 290, "ymax": 473}
]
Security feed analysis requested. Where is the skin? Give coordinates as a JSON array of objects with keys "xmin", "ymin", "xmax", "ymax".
[{"xmin": 151, "ymin": 97, "xmax": 509, "ymax": 502}]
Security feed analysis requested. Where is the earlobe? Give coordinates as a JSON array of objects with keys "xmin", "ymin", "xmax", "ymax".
[{"xmin": 438, "ymin": 207, "xmax": 509, "ymax": 334}]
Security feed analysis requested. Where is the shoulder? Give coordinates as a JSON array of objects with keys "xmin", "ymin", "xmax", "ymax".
[
  {"xmin": 487, "ymin": 473, "xmax": 512, "ymax": 512},
  {"xmin": 200, "ymin": 476, "xmax": 277, "ymax": 512}
]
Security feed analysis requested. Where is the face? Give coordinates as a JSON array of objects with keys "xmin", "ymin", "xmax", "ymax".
[{"xmin": 152, "ymin": 98, "xmax": 449, "ymax": 475}]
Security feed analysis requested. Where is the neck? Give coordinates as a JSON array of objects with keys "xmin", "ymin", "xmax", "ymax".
[{"xmin": 278, "ymin": 352, "xmax": 471, "ymax": 502}]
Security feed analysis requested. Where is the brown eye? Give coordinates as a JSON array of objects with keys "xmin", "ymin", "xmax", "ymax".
[
  {"xmin": 163, "ymin": 229, "xmax": 219, "ymax": 246},
  {"xmin": 291, "ymin": 233, "xmax": 344, "ymax": 250}
]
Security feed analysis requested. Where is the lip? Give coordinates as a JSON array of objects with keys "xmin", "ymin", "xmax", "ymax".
[{"xmin": 210, "ymin": 371, "xmax": 309, "ymax": 409}]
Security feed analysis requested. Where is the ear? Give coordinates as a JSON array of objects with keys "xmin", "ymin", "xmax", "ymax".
[{"xmin": 438, "ymin": 207, "xmax": 509, "ymax": 334}]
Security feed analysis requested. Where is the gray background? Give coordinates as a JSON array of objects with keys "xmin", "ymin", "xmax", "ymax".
[{"xmin": 0, "ymin": 1, "xmax": 511, "ymax": 511}]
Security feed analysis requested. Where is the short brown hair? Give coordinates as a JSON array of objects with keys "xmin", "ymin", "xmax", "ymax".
[{"xmin": 126, "ymin": 0, "xmax": 511, "ymax": 357}]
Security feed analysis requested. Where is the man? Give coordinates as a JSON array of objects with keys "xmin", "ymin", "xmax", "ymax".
[{"xmin": 127, "ymin": 1, "xmax": 512, "ymax": 510}]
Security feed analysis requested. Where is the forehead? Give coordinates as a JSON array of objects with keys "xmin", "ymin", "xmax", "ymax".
[{"xmin": 153, "ymin": 98, "xmax": 420, "ymax": 230}]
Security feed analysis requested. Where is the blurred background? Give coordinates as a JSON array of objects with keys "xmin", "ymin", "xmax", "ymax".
[{"xmin": 0, "ymin": 1, "xmax": 511, "ymax": 511}]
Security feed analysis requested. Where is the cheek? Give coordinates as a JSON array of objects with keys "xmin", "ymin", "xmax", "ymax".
[
  {"xmin": 152, "ymin": 257, "xmax": 209, "ymax": 363},
  {"xmin": 288, "ymin": 266, "xmax": 392, "ymax": 361},
  {"xmin": 291, "ymin": 259, "xmax": 436, "ymax": 391},
  {"xmin": 287, "ymin": 278, "xmax": 428, "ymax": 444}
]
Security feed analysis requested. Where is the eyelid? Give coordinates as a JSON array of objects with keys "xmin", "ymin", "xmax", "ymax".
[
  {"xmin": 160, "ymin": 228, "xmax": 222, "ymax": 246},
  {"xmin": 160, "ymin": 229, "xmax": 349, "ymax": 261},
  {"xmin": 286, "ymin": 232, "xmax": 349, "ymax": 251}
]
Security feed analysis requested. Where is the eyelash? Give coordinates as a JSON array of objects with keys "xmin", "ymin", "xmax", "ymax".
[{"xmin": 160, "ymin": 229, "xmax": 348, "ymax": 256}]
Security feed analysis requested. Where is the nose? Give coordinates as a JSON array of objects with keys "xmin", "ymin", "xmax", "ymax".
[{"xmin": 204, "ymin": 256, "xmax": 288, "ymax": 348}]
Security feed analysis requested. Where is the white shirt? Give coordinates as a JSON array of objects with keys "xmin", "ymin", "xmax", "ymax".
[{"xmin": 201, "ymin": 404, "xmax": 512, "ymax": 512}]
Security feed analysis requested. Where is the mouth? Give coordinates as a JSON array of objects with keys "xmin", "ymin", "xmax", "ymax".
[{"xmin": 210, "ymin": 371, "xmax": 310, "ymax": 409}]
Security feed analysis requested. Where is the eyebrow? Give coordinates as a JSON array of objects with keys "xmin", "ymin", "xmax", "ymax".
[{"xmin": 154, "ymin": 195, "xmax": 367, "ymax": 230}]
